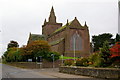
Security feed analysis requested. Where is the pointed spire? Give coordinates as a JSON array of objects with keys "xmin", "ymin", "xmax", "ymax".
[
  {"xmin": 51, "ymin": 6, "xmax": 54, "ymax": 13},
  {"xmin": 48, "ymin": 6, "xmax": 56, "ymax": 23},
  {"xmin": 84, "ymin": 21, "xmax": 87, "ymax": 26},
  {"xmin": 44, "ymin": 18, "xmax": 46, "ymax": 24},
  {"xmin": 66, "ymin": 19, "xmax": 69, "ymax": 25},
  {"xmin": 75, "ymin": 17, "xmax": 77, "ymax": 20}
]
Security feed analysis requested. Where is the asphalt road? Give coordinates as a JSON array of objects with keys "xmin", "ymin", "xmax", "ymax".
[{"xmin": 2, "ymin": 64, "xmax": 105, "ymax": 80}]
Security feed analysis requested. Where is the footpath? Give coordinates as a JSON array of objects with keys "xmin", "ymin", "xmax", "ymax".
[{"xmin": 32, "ymin": 68, "xmax": 105, "ymax": 80}]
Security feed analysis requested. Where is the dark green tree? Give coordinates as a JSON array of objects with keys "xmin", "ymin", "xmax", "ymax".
[
  {"xmin": 99, "ymin": 41, "xmax": 111, "ymax": 67},
  {"xmin": 45, "ymin": 52, "xmax": 60, "ymax": 62},
  {"xmin": 92, "ymin": 33, "xmax": 114, "ymax": 52}
]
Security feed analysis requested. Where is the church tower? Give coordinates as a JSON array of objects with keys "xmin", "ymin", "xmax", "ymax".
[{"xmin": 42, "ymin": 6, "xmax": 62, "ymax": 38}]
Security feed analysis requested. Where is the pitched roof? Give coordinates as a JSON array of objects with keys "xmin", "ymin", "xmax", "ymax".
[
  {"xmin": 50, "ymin": 17, "xmax": 87, "ymax": 36},
  {"xmin": 30, "ymin": 34, "xmax": 45, "ymax": 41},
  {"xmin": 49, "ymin": 37, "xmax": 64, "ymax": 46},
  {"xmin": 51, "ymin": 17, "xmax": 87, "ymax": 35},
  {"xmin": 69, "ymin": 17, "xmax": 82, "ymax": 28},
  {"xmin": 27, "ymin": 33, "xmax": 46, "ymax": 44},
  {"xmin": 52, "ymin": 21, "xmax": 72, "ymax": 34}
]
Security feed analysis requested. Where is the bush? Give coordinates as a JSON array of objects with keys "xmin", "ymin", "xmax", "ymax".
[
  {"xmin": 110, "ymin": 56, "xmax": 120, "ymax": 68},
  {"xmin": 76, "ymin": 57, "xmax": 89, "ymax": 67},
  {"xmin": 88, "ymin": 53, "xmax": 104, "ymax": 67},
  {"xmin": 64, "ymin": 59, "xmax": 74, "ymax": 66}
]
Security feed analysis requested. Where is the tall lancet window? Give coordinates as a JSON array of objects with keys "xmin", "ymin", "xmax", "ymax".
[{"xmin": 70, "ymin": 32, "xmax": 82, "ymax": 51}]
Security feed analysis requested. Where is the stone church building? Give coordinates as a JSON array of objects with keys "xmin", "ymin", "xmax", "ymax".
[{"xmin": 28, "ymin": 7, "xmax": 90, "ymax": 57}]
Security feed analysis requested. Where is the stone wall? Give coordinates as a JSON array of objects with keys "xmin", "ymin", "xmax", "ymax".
[
  {"xmin": 59, "ymin": 66, "xmax": 120, "ymax": 79},
  {"xmin": 6, "ymin": 60, "xmax": 61, "ymax": 69}
]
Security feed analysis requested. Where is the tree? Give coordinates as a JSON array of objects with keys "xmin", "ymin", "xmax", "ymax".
[
  {"xmin": 22, "ymin": 40, "xmax": 51, "ymax": 60},
  {"xmin": 4, "ymin": 47, "xmax": 22, "ymax": 62},
  {"xmin": 110, "ymin": 42, "xmax": 120, "ymax": 58},
  {"xmin": 92, "ymin": 33, "xmax": 114, "ymax": 52},
  {"xmin": 7, "ymin": 40, "xmax": 19, "ymax": 49},
  {"xmin": 45, "ymin": 52, "xmax": 60, "ymax": 62},
  {"xmin": 99, "ymin": 41, "xmax": 111, "ymax": 67},
  {"xmin": 109, "ymin": 42, "xmax": 120, "ymax": 67}
]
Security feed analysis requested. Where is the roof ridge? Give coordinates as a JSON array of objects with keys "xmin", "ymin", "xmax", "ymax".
[{"xmin": 52, "ymin": 20, "xmax": 73, "ymax": 34}]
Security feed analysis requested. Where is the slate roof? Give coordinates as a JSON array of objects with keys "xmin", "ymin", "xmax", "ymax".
[
  {"xmin": 53, "ymin": 21, "xmax": 72, "ymax": 34},
  {"xmin": 49, "ymin": 37, "xmax": 64, "ymax": 46},
  {"xmin": 30, "ymin": 34, "xmax": 45, "ymax": 41},
  {"xmin": 27, "ymin": 33, "xmax": 46, "ymax": 44}
]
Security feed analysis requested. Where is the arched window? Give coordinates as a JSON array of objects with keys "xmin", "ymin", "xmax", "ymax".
[{"xmin": 70, "ymin": 33, "xmax": 82, "ymax": 50}]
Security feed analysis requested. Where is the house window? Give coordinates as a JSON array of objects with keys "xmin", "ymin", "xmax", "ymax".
[{"xmin": 70, "ymin": 33, "xmax": 82, "ymax": 50}]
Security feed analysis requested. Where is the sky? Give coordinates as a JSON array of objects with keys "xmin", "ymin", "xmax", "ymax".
[{"xmin": 0, "ymin": 0, "xmax": 118, "ymax": 57}]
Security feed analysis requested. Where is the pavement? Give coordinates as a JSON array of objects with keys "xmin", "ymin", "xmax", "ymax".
[{"xmin": 32, "ymin": 68, "xmax": 92, "ymax": 78}]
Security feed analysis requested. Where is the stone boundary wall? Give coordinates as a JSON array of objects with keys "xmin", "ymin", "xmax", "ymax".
[
  {"xmin": 59, "ymin": 66, "xmax": 120, "ymax": 79},
  {"xmin": 6, "ymin": 60, "xmax": 61, "ymax": 69}
]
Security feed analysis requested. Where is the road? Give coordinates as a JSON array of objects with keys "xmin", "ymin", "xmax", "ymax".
[{"xmin": 2, "ymin": 64, "xmax": 104, "ymax": 80}]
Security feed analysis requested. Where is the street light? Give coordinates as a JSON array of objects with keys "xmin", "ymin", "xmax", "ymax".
[
  {"xmin": 61, "ymin": 55, "xmax": 64, "ymax": 66},
  {"xmin": 73, "ymin": 31, "xmax": 79, "ymax": 63},
  {"xmin": 51, "ymin": 54, "xmax": 55, "ymax": 69}
]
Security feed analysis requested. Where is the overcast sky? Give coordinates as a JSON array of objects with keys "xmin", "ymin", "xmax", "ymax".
[{"xmin": 0, "ymin": 0, "xmax": 118, "ymax": 57}]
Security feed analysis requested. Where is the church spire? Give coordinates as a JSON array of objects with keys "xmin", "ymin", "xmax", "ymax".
[{"xmin": 48, "ymin": 6, "xmax": 56, "ymax": 23}]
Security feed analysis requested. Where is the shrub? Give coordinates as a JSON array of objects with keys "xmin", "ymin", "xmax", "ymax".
[
  {"xmin": 88, "ymin": 53, "xmax": 104, "ymax": 67},
  {"xmin": 64, "ymin": 59, "xmax": 74, "ymax": 66},
  {"xmin": 76, "ymin": 57, "xmax": 89, "ymax": 67},
  {"xmin": 110, "ymin": 56, "xmax": 120, "ymax": 68}
]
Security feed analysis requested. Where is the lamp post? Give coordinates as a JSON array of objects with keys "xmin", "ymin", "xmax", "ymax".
[
  {"xmin": 61, "ymin": 55, "xmax": 64, "ymax": 66},
  {"xmin": 51, "ymin": 54, "xmax": 55, "ymax": 69},
  {"xmin": 73, "ymin": 31, "xmax": 79, "ymax": 63}
]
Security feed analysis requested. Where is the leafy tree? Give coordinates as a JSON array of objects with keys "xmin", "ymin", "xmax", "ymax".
[
  {"xmin": 109, "ymin": 42, "xmax": 120, "ymax": 68},
  {"xmin": 92, "ymin": 33, "xmax": 114, "ymax": 52},
  {"xmin": 22, "ymin": 40, "xmax": 51, "ymax": 60},
  {"xmin": 7, "ymin": 40, "xmax": 19, "ymax": 49},
  {"xmin": 4, "ymin": 47, "xmax": 22, "ymax": 62},
  {"xmin": 110, "ymin": 42, "xmax": 120, "ymax": 58}
]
